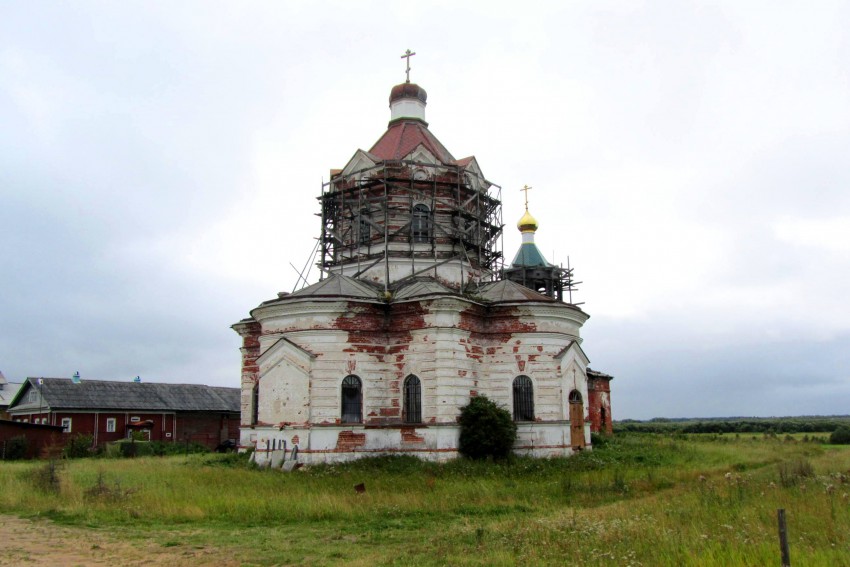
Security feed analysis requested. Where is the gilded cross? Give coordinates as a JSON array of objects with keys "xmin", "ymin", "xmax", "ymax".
[
  {"xmin": 520, "ymin": 185, "xmax": 532, "ymax": 210},
  {"xmin": 401, "ymin": 49, "xmax": 416, "ymax": 83}
]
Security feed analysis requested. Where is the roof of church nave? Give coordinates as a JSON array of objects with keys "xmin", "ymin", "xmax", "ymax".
[{"xmin": 255, "ymin": 273, "xmax": 560, "ymax": 309}]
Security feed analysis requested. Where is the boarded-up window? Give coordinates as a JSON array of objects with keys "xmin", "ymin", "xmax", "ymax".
[{"xmin": 251, "ymin": 382, "xmax": 259, "ymax": 425}]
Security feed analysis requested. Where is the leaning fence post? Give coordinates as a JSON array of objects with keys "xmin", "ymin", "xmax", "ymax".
[{"xmin": 778, "ymin": 508, "xmax": 791, "ymax": 567}]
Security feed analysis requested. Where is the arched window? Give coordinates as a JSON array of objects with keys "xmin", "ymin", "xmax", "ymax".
[
  {"xmin": 411, "ymin": 204, "xmax": 431, "ymax": 243},
  {"xmin": 403, "ymin": 375, "xmax": 422, "ymax": 423},
  {"xmin": 358, "ymin": 208, "xmax": 371, "ymax": 245},
  {"xmin": 513, "ymin": 375, "xmax": 534, "ymax": 421},
  {"xmin": 341, "ymin": 375, "xmax": 362, "ymax": 424},
  {"xmin": 568, "ymin": 390, "xmax": 583, "ymax": 404}
]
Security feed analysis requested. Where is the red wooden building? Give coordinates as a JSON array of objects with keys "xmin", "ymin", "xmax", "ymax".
[
  {"xmin": 6, "ymin": 378, "xmax": 239, "ymax": 450},
  {"xmin": 0, "ymin": 420, "xmax": 65, "ymax": 459}
]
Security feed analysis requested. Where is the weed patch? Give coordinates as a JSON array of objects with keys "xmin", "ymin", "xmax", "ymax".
[{"xmin": 777, "ymin": 458, "xmax": 815, "ymax": 487}]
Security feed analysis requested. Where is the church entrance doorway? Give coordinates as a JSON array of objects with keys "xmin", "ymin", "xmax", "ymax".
[{"xmin": 568, "ymin": 390, "xmax": 585, "ymax": 449}]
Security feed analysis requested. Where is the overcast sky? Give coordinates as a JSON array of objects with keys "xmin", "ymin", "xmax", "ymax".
[{"xmin": 2, "ymin": 1, "xmax": 848, "ymax": 419}]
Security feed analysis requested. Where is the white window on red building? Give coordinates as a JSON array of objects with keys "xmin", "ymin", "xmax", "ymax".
[
  {"xmin": 106, "ymin": 418, "xmax": 116, "ymax": 433},
  {"xmin": 61, "ymin": 417, "xmax": 72, "ymax": 432}
]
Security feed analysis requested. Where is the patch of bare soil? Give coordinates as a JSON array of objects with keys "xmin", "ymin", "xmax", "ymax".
[{"xmin": 0, "ymin": 515, "xmax": 238, "ymax": 566}]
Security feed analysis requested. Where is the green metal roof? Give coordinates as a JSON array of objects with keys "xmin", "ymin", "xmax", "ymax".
[{"xmin": 510, "ymin": 243, "xmax": 550, "ymax": 267}]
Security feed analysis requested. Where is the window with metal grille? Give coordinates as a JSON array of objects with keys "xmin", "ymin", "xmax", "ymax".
[
  {"xmin": 341, "ymin": 375, "xmax": 362, "ymax": 423},
  {"xmin": 358, "ymin": 208, "xmax": 371, "ymax": 245},
  {"xmin": 411, "ymin": 204, "xmax": 431, "ymax": 243},
  {"xmin": 513, "ymin": 375, "xmax": 534, "ymax": 421},
  {"xmin": 403, "ymin": 375, "xmax": 422, "ymax": 423}
]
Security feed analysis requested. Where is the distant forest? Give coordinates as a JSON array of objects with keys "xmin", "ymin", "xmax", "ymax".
[{"xmin": 614, "ymin": 416, "xmax": 850, "ymax": 434}]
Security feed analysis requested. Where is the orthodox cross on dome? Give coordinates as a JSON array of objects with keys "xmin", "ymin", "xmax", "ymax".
[
  {"xmin": 401, "ymin": 49, "xmax": 416, "ymax": 83},
  {"xmin": 520, "ymin": 184, "xmax": 532, "ymax": 210}
]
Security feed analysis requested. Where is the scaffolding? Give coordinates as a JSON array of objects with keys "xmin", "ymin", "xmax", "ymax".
[
  {"xmin": 318, "ymin": 160, "xmax": 504, "ymax": 292},
  {"xmin": 503, "ymin": 259, "xmax": 582, "ymax": 305}
]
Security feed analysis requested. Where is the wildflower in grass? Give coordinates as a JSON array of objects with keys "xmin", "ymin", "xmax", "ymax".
[{"xmin": 698, "ymin": 475, "xmax": 706, "ymax": 482}]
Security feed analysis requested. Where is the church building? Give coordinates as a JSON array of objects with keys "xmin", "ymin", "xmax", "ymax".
[{"xmin": 234, "ymin": 59, "xmax": 613, "ymax": 465}]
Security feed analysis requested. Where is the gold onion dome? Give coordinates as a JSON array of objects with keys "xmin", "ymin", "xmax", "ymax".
[{"xmin": 517, "ymin": 209, "xmax": 539, "ymax": 233}]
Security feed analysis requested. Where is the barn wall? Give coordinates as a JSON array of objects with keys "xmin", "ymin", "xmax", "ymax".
[
  {"xmin": 177, "ymin": 412, "xmax": 239, "ymax": 449},
  {"xmin": 0, "ymin": 420, "xmax": 65, "ymax": 459}
]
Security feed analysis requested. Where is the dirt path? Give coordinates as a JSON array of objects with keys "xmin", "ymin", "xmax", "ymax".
[{"xmin": 0, "ymin": 515, "xmax": 237, "ymax": 566}]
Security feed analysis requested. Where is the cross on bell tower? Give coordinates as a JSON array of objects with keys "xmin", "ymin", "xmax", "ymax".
[
  {"xmin": 401, "ymin": 49, "xmax": 416, "ymax": 83},
  {"xmin": 520, "ymin": 184, "xmax": 532, "ymax": 210}
]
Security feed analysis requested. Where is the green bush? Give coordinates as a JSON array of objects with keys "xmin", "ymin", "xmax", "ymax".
[
  {"xmin": 591, "ymin": 432, "xmax": 610, "ymax": 448},
  {"xmin": 458, "ymin": 395, "xmax": 517, "ymax": 460},
  {"xmin": 105, "ymin": 439, "xmax": 210, "ymax": 458},
  {"xmin": 63, "ymin": 434, "xmax": 95, "ymax": 458},
  {"xmin": 4, "ymin": 435, "xmax": 28, "ymax": 460},
  {"xmin": 830, "ymin": 426, "xmax": 850, "ymax": 445},
  {"xmin": 149, "ymin": 440, "xmax": 209, "ymax": 456}
]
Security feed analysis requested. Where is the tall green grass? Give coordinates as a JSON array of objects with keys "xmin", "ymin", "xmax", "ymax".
[{"xmin": 1, "ymin": 433, "xmax": 848, "ymax": 566}]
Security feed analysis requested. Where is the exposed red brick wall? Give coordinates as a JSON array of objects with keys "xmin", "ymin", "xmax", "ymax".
[
  {"xmin": 336, "ymin": 430, "xmax": 366, "ymax": 451},
  {"xmin": 587, "ymin": 377, "xmax": 613, "ymax": 435},
  {"xmin": 400, "ymin": 427, "xmax": 425, "ymax": 444},
  {"xmin": 238, "ymin": 322, "xmax": 262, "ymax": 384}
]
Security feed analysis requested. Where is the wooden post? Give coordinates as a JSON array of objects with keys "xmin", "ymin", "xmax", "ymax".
[{"xmin": 778, "ymin": 508, "xmax": 791, "ymax": 566}]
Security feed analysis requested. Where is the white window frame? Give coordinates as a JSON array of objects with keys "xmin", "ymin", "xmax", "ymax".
[
  {"xmin": 61, "ymin": 417, "xmax": 72, "ymax": 433},
  {"xmin": 106, "ymin": 418, "xmax": 116, "ymax": 433}
]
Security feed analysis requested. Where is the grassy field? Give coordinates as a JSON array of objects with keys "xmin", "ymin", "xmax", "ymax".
[{"xmin": 1, "ymin": 434, "xmax": 849, "ymax": 566}]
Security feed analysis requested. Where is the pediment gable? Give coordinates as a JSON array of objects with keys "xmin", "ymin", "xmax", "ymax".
[
  {"xmin": 406, "ymin": 143, "xmax": 438, "ymax": 164},
  {"xmin": 340, "ymin": 149, "xmax": 378, "ymax": 178},
  {"xmin": 257, "ymin": 337, "xmax": 315, "ymax": 374},
  {"xmin": 554, "ymin": 340, "xmax": 590, "ymax": 366}
]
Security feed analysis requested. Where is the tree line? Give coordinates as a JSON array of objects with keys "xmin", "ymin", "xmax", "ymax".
[{"xmin": 614, "ymin": 416, "xmax": 850, "ymax": 434}]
